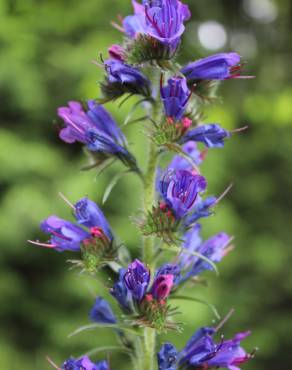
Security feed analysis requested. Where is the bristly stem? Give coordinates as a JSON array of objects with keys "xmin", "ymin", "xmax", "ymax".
[{"xmin": 142, "ymin": 99, "xmax": 160, "ymax": 370}]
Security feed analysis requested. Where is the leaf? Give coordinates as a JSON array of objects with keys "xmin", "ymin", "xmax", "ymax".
[
  {"xmin": 68, "ymin": 323, "xmax": 143, "ymax": 338},
  {"xmin": 102, "ymin": 170, "xmax": 130, "ymax": 204},
  {"xmin": 171, "ymin": 295, "xmax": 221, "ymax": 320},
  {"xmin": 161, "ymin": 244, "xmax": 219, "ymax": 276},
  {"xmin": 84, "ymin": 346, "xmax": 132, "ymax": 357},
  {"xmin": 122, "ymin": 97, "xmax": 153, "ymax": 126}
]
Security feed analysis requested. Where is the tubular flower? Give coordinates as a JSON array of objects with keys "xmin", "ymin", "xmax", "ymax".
[
  {"xmin": 110, "ymin": 268, "xmax": 135, "ymax": 313},
  {"xmin": 62, "ymin": 356, "xmax": 109, "ymax": 370},
  {"xmin": 89, "ymin": 296, "xmax": 116, "ymax": 324},
  {"xmin": 182, "ymin": 124, "xmax": 231, "ymax": 148},
  {"xmin": 168, "ymin": 141, "xmax": 206, "ymax": 172},
  {"xmin": 181, "ymin": 52, "xmax": 242, "ymax": 83},
  {"xmin": 58, "ymin": 100, "xmax": 137, "ymax": 168},
  {"xmin": 158, "ymin": 169, "xmax": 207, "ymax": 218},
  {"xmin": 108, "ymin": 44, "xmax": 126, "ymax": 61},
  {"xmin": 178, "ymin": 227, "xmax": 232, "ymax": 283},
  {"xmin": 124, "ymin": 259, "xmax": 150, "ymax": 301},
  {"xmin": 123, "ymin": 0, "xmax": 191, "ymax": 53},
  {"xmin": 179, "ymin": 327, "xmax": 252, "ymax": 370},
  {"xmin": 160, "ymin": 77, "xmax": 191, "ymax": 121},
  {"xmin": 33, "ymin": 198, "xmax": 112, "ymax": 253},
  {"xmin": 102, "ymin": 59, "xmax": 151, "ymax": 97},
  {"xmin": 157, "ymin": 342, "xmax": 178, "ymax": 370}
]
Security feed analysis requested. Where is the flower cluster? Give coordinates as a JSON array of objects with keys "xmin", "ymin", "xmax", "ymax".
[{"xmin": 30, "ymin": 0, "xmax": 255, "ymax": 369}]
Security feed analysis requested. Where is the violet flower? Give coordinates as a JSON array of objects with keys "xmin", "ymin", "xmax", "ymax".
[
  {"xmin": 124, "ymin": 259, "xmax": 150, "ymax": 301},
  {"xmin": 160, "ymin": 77, "xmax": 191, "ymax": 121},
  {"xmin": 90, "ymin": 296, "xmax": 116, "ymax": 324},
  {"xmin": 181, "ymin": 52, "xmax": 242, "ymax": 82},
  {"xmin": 179, "ymin": 327, "xmax": 252, "ymax": 370},
  {"xmin": 123, "ymin": 0, "xmax": 191, "ymax": 53},
  {"xmin": 182, "ymin": 124, "xmax": 231, "ymax": 148},
  {"xmin": 157, "ymin": 342, "xmax": 178, "ymax": 370},
  {"xmin": 33, "ymin": 198, "xmax": 112, "ymax": 252},
  {"xmin": 179, "ymin": 227, "xmax": 232, "ymax": 282},
  {"xmin": 158, "ymin": 169, "xmax": 207, "ymax": 218},
  {"xmin": 110, "ymin": 268, "xmax": 135, "ymax": 313},
  {"xmin": 62, "ymin": 356, "xmax": 109, "ymax": 370},
  {"xmin": 103, "ymin": 59, "xmax": 151, "ymax": 96},
  {"xmin": 58, "ymin": 100, "xmax": 137, "ymax": 168}
]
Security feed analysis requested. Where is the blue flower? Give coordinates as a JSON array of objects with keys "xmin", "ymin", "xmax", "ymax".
[
  {"xmin": 184, "ymin": 195, "xmax": 217, "ymax": 226},
  {"xmin": 178, "ymin": 227, "xmax": 232, "ymax": 282},
  {"xmin": 62, "ymin": 356, "xmax": 109, "ymax": 370},
  {"xmin": 58, "ymin": 100, "xmax": 136, "ymax": 167},
  {"xmin": 40, "ymin": 216, "xmax": 90, "ymax": 252},
  {"xmin": 158, "ymin": 343, "xmax": 178, "ymax": 370},
  {"xmin": 168, "ymin": 141, "xmax": 205, "ymax": 172},
  {"xmin": 104, "ymin": 59, "xmax": 151, "ymax": 96},
  {"xmin": 74, "ymin": 197, "xmax": 113, "ymax": 241},
  {"xmin": 123, "ymin": 0, "xmax": 191, "ymax": 52},
  {"xmin": 181, "ymin": 52, "xmax": 242, "ymax": 82},
  {"xmin": 182, "ymin": 124, "xmax": 230, "ymax": 148},
  {"xmin": 158, "ymin": 170, "xmax": 207, "ymax": 218},
  {"xmin": 179, "ymin": 327, "xmax": 252, "ymax": 369},
  {"xmin": 89, "ymin": 297, "xmax": 116, "ymax": 324},
  {"xmin": 124, "ymin": 259, "xmax": 150, "ymax": 301},
  {"xmin": 33, "ymin": 198, "xmax": 112, "ymax": 253},
  {"xmin": 110, "ymin": 268, "xmax": 134, "ymax": 313},
  {"xmin": 161, "ymin": 77, "xmax": 191, "ymax": 121}
]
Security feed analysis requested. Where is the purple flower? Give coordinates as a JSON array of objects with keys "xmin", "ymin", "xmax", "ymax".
[
  {"xmin": 168, "ymin": 141, "xmax": 206, "ymax": 172},
  {"xmin": 40, "ymin": 216, "xmax": 90, "ymax": 252},
  {"xmin": 181, "ymin": 52, "xmax": 242, "ymax": 82},
  {"xmin": 182, "ymin": 124, "xmax": 230, "ymax": 148},
  {"xmin": 151, "ymin": 274, "xmax": 174, "ymax": 300},
  {"xmin": 179, "ymin": 228, "xmax": 231, "ymax": 281},
  {"xmin": 62, "ymin": 356, "xmax": 109, "ymax": 370},
  {"xmin": 33, "ymin": 198, "xmax": 112, "ymax": 253},
  {"xmin": 160, "ymin": 77, "xmax": 191, "ymax": 121},
  {"xmin": 123, "ymin": 0, "xmax": 191, "ymax": 52},
  {"xmin": 110, "ymin": 268, "xmax": 134, "ymax": 313},
  {"xmin": 179, "ymin": 327, "xmax": 252, "ymax": 370},
  {"xmin": 185, "ymin": 195, "xmax": 217, "ymax": 226},
  {"xmin": 158, "ymin": 170, "xmax": 207, "ymax": 218},
  {"xmin": 74, "ymin": 197, "xmax": 113, "ymax": 241},
  {"xmin": 124, "ymin": 259, "xmax": 150, "ymax": 301},
  {"xmin": 158, "ymin": 342, "xmax": 178, "ymax": 370},
  {"xmin": 89, "ymin": 297, "xmax": 116, "ymax": 324},
  {"xmin": 104, "ymin": 59, "xmax": 150, "ymax": 96},
  {"xmin": 58, "ymin": 100, "xmax": 136, "ymax": 166}
]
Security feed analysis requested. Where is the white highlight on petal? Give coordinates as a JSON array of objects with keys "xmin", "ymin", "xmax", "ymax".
[{"xmin": 198, "ymin": 21, "xmax": 227, "ymax": 50}]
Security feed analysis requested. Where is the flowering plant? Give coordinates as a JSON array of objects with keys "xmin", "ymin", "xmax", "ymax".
[{"xmin": 30, "ymin": 1, "xmax": 256, "ymax": 369}]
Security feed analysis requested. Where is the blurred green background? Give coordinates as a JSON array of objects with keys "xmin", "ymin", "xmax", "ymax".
[{"xmin": 1, "ymin": 0, "xmax": 292, "ymax": 369}]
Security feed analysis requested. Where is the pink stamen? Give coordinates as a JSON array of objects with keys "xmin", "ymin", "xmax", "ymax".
[
  {"xmin": 110, "ymin": 21, "xmax": 125, "ymax": 33},
  {"xmin": 28, "ymin": 240, "xmax": 57, "ymax": 249},
  {"xmin": 230, "ymin": 125, "xmax": 249, "ymax": 134},
  {"xmin": 215, "ymin": 183, "xmax": 233, "ymax": 205},
  {"xmin": 58, "ymin": 192, "xmax": 75, "ymax": 210},
  {"xmin": 215, "ymin": 308, "xmax": 235, "ymax": 332}
]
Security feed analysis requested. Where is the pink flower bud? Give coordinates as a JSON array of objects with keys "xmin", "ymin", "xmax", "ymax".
[{"xmin": 151, "ymin": 274, "xmax": 174, "ymax": 300}]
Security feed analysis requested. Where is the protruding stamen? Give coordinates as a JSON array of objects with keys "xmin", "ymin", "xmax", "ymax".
[
  {"xmin": 58, "ymin": 192, "xmax": 75, "ymax": 210},
  {"xmin": 215, "ymin": 183, "xmax": 233, "ymax": 205},
  {"xmin": 231, "ymin": 125, "xmax": 249, "ymax": 134},
  {"xmin": 46, "ymin": 356, "xmax": 61, "ymax": 370},
  {"xmin": 28, "ymin": 240, "xmax": 57, "ymax": 249},
  {"xmin": 215, "ymin": 308, "xmax": 235, "ymax": 332}
]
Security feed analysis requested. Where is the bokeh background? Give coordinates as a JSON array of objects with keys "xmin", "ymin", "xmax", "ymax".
[{"xmin": 1, "ymin": 0, "xmax": 292, "ymax": 369}]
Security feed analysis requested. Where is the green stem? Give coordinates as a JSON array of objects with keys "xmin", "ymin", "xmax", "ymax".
[{"xmin": 142, "ymin": 121, "xmax": 159, "ymax": 370}]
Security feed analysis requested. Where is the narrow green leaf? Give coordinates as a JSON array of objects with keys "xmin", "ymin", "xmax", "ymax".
[
  {"xmin": 161, "ymin": 244, "xmax": 219, "ymax": 276},
  {"xmin": 68, "ymin": 323, "xmax": 143, "ymax": 338},
  {"xmin": 102, "ymin": 170, "xmax": 130, "ymax": 204},
  {"xmin": 171, "ymin": 295, "xmax": 221, "ymax": 320}
]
